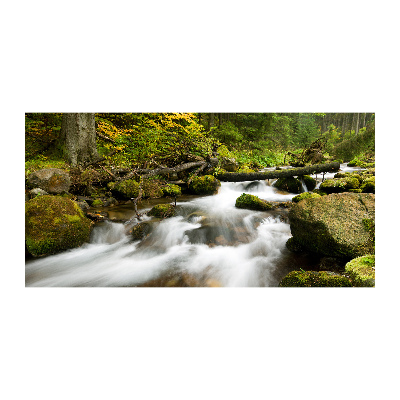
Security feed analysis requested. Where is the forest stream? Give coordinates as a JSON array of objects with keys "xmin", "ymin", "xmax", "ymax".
[{"xmin": 25, "ymin": 163, "xmax": 365, "ymax": 287}]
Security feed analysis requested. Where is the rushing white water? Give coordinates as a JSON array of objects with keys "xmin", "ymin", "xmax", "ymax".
[
  {"xmin": 26, "ymin": 180, "xmax": 298, "ymax": 287},
  {"xmin": 299, "ymin": 178, "xmax": 308, "ymax": 193}
]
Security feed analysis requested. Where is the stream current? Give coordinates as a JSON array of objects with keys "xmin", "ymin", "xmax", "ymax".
[{"xmin": 25, "ymin": 164, "xmax": 363, "ymax": 287}]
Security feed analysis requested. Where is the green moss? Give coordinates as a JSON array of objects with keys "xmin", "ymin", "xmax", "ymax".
[
  {"xmin": 235, "ymin": 193, "xmax": 273, "ymax": 211},
  {"xmin": 279, "ymin": 270, "xmax": 353, "ymax": 287},
  {"xmin": 292, "ymin": 192, "xmax": 321, "ymax": 203},
  {"xmin": 163, "ymin": 184, "xmax": 182, "ymax": 197},
  {"xmin": 320, "ymin": 176, "xmax": 360, "ymax": 193},
  {"xmin": 64, "ymin": 214, "xmax": 81, "ymax": 223},
  {"xmin": 360, "ymin": 176, "xmax": 375, "ymax": 193},
  {"xmin": 274, "ymin": 177, "xmax": 302, "ymax": 193},
  {"xmin": 91, "ymin": 199, "xmax": 104, "ymax": 207},
  {"xmin": 345, "ymin": 255, "xmax": 375, "ymax": 287},
  {"xmin": 25, "ymin": 195, "xmax": 93, "ymax": 257},
  {"xmin": 188, "ymin": 175, "xmax": 221, "ymax": 195},
  {"xmin": 348, "ymin": 158, "xmax": 375, "ymax": 168},
  {"xmin": 147, "ymin": 204, "xmax": 176, "ymax": 218},
  {"xmin": 111, "ymin": 179, "xmax": 140, "ymax": 199}
]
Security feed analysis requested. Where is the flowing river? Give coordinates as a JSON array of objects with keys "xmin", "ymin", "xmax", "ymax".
[{"xmin": 25, "ymin": 164, "xmax": 363, "ymax": 287}]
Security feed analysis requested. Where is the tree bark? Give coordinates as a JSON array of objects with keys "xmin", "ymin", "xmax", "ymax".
[
  {"xmin": 356, "ymin": 113, "xmax": 360, "ymax": 134},
  {"xmin": 217, "ymin": 162, "xmax": 341, "ymax": 182},
  {"xmin": 60, "ymin": 113, "xmax": 98, "ymax": 166},
  {"xmin": 208, "ymin": 113, "xmax": 215, "ymax": 131}
]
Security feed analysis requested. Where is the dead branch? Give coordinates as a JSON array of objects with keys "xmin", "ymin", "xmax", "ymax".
[
  {"xmin": 187, "ymin": 163, "xmax": 208, "ymax": 186},
  {"xmin": 96, "ymin": 131, "xmax": 116, "ymax": 143},
  {"xmin": 100, "ymin": 165, "xmax": 117, "ymax": 180}
]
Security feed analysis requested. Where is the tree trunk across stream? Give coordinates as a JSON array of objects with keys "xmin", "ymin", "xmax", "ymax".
[{"xmin": 216, "ymin": 162, "xmax": 340, "ymax": 182}]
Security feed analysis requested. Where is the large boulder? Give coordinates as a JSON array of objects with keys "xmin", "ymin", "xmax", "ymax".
[
  {"xmin": 25, "ymin": 195, "xmax": 93, "ymax": 257},
  {"xmin": 288, "ymin": 193, "xmax": 375, "ymax": 258},
  {"xmin": 26, "ymin": 168, "xmax": 71, "ymax": 194}
]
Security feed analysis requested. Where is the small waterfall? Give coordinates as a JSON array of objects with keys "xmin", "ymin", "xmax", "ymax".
[{"xmin": 299, "ymin": 178, "xmax": 308, "ymax": 193}]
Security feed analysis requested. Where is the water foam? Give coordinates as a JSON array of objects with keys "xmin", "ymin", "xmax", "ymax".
[{"xmin": 26, "ymin": 179, "xmax": 300, "ymax": 287}]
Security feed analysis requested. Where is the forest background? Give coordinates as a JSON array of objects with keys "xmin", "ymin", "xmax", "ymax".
[{"xmin": 25, "ymin": 112, "xmax": 375, "ymax": 175}]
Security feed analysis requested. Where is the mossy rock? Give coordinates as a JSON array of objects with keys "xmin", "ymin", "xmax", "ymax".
[
  {"xmin": 110, "ymin": 179, "xmax": 140, "ymax": 200},
  {"xmin": 163, "ymin": 184, "xmax": 182, "ymax": 197},
  {"xmin": 344, "ymin": 255, "xmax": 375, "ymax": 287},
  {"xmin": 274, "ymin": 177, "xmax": 302, "ymax": 193},
  {"xmin": 130, "ymin": 221, "xmax": 155, "ymax": 241},
  {"xmin": 188, "ymin": 175, "xmax": 221, "ymax": 195},
  {"xmin": 26, "ymin": 168, "xmax": 71, "ymax": 194},
  {"xmin": 147, "ymin": 204, "xmax": 176, "ymax": 218},
  {"xmin": 289, "ymin": 193, "xmax": 375, "ymax": 258},
  {"xmin": 279, "ymin": 270, "xmax": 353, "ymax": 287},
  {"xmin": 360, "ymin": 176, "xmax": 375, "ymax": 193},
  {"xmin": 292, "ymin": 192, "xmax": 321, "ymax": 203},
  {"xmin": 320, "ymin": 176, "xmax": 360, "ymax": 193},
  {"xmin": 25, "ymin": 195, "xmax": 93, "ymax": 257},
  {"xmin": 235, "ymin": 193, "xmax": 273, "ymax": 211},
  {"xmin": 348, "ymin": 160, "xmax": 375, "ymax": 168},
  {"xmin": 302, "ymin": 175, "xmax": 317, "ymax": 191},
  {"xmin": 337, "ymin": 172, "xmax": 363, "ymax": 184},
  {"xmin": 285, "ymin": 237, "xmax": 305, "ymax": 252}
]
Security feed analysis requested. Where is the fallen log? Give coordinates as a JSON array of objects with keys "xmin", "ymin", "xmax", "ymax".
[{"xmin": 217, "ymin": 162, "xmax": 340, "ymax": 182}]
